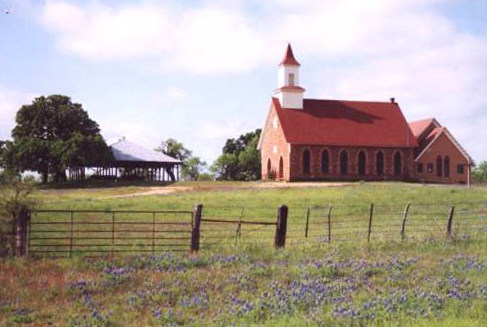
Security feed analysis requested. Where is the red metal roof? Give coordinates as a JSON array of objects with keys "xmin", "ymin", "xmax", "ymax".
[
  {"xmin": 273, "ymin": 97, "xmax": 418, "ymax": 148},
  {"xmin": 408, "ymin": 118, "xmax": 440, "ymax": 140},
  {"xmin": 278, "ymin": 43, "xmax": 300, "ymax": 66}
]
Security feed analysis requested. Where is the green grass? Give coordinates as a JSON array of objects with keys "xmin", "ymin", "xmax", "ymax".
[
  {"xmin": 35, "ymin": 181, "xmax": 487, "ymax": 210},
  {"xmin": 1, "ymin": 181, "xmax": 487, "ymax": 326}
]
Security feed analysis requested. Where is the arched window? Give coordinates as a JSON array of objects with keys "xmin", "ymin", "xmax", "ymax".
[
  {"xmin": 267, "ymin": 159, "xmax": 272, "ymax": 178},
  {"xmin": 279, "ymin": 157, "xmax": 284, "ymax": 179},
  {"xmin": 437, "ymin": 156, "xmax": 443, "ymax": 177},
  {"xmin": 303, "ymin": 150, "xmax": 310, "ymax": 174},
  {"xmin": 358, "ymin": 151, "xmax": 366, "ymax": 175},
  {"xmin": 321, "ymin": 150, "xmax": 329, "ymax": 174},
  {"xmin": 340, "ymin": 150, "xmax": 348, "ymax": 175},
  {"xmin": 376, "ymin": 151, "xmax": 384, "ymax": 176},
  {"xmin": 444, "ymin": 156, "xmax": 450, "ymax": 177},
  {"xmin": 394, "ymin": 152, "xmax": 402, "ymax": 176}
]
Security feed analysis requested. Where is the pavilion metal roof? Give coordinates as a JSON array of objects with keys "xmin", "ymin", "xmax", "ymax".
[{"xmin": 110, "ymin": 139, "xmax": 181, "ymax": 164}]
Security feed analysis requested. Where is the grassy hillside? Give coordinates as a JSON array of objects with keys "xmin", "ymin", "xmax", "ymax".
[{"xmin": 35, "ymin": 181, "xmax": 487, "ymax": 210}]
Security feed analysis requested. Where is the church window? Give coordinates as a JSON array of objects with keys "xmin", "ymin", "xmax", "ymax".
[
  {"xmin": 267, "ymin": 159, "xmax": 272, "ymax": 178},
  {"xmin": 436, "ymin": 156, "xmax": 442, "ymax": 177},
  {"xmin": 394, "ymin": 152, "xmax": 402, "ymax": 176},
  {"xmin": 303, "ymin": 149, "xmax": 310, "ymax": 174},
  {"xmin": 340, "ymin": 150, "xmax": 348, "ymax": 175},
  {"xmin": 279, "ymin": 157, "xmax": 284, "ymax": 179},
  {"xmin": 376, "ymin": 151, "xmax": 384, "ymax": 176},
  {"xmin": 427, "ymin": 163, "xmax": 433, "ymax": 173},
  {"xmin": 358, "ymin": 151, "xmax": 366, "ymax": 175},
  {"xmin": 457, "ymin": 164, "xmax": 464, "ymax": 174},
  {"xmin": 321, "ymin": 150, "xmax": 329, "ymax": 174}
]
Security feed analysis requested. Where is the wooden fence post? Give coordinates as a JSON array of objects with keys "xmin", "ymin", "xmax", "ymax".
[
  {"xmin": 235, "ymin": 207, "xmax": 244, "ymax": 246},
  {"xmin": 191, "ymin": 204, "xmax": 203, "ymax": 252},
  {"xmin": 327, "ymin": 204, "xmax": 332, "ymax": 243},
  {"xmin": 305, "ymin": 208, "xmax": 310, "ymax": 238},
  {"xmin": 275, "ymin": 205, "xmax": 288, "ymax": 248},
  {"xmin": 15, "ymin": 208, "xmax": 30, "ymax": 256},
  {"xmin": 367, "ymin": 204, "xmax": 374, "ymax": 243},
  {"xmin": 400, "ymin": 203, "xmax": 411, "ymax": 240},
  {"xmin": 446, "ymin": 206, "xmax": 455, "ymax": 239}
]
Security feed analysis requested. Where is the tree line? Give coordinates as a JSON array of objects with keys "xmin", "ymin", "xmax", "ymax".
[{"xmin": 0, "ymin": 94, "xmax": 261, "ymax": 183}]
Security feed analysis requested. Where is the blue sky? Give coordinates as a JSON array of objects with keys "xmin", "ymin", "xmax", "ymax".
[{"xmin": 1, "ymin": 0, "xmax": 486, "ymax": 165}]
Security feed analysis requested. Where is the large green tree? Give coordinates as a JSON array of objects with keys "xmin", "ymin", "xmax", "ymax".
[
  {"xmin": 7, "ymin": 95, "xmax": 111, "ymax": 183},
  {"xmin": 211, "ymin": 129, "xmax": 261, "ymax": 180}
]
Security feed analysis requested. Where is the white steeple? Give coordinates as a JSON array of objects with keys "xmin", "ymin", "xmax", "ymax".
[{"xmin": 274, "ymin": 43, "xmax": 305, "ymax": 109}]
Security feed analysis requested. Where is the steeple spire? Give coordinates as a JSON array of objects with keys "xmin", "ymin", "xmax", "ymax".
[
  {"xmin": 274, "ymin": 43, "xmax": 305, "ymax": 109},
  {"xmin": 278, "ymin": 43, "xmax": 300, "ymax": 66}
]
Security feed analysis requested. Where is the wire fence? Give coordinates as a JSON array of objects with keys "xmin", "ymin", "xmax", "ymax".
[{"xmin": 4, "ymin": 201, "xmax": 487, "ymax": 257}]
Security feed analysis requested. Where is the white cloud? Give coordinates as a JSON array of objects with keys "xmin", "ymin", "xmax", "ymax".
[
  {"xmin": 200, "ymin": 120, "xmax": 246, "ymax": 140},
  {"xmin": 37, "ymin": 0, "xmax": 487, "ymax": 161},
  {"xmin": 0, "ymin": 87, "xmax": 34, "ymax": 140},
  {"xmin": 40, "ymin": 0, "xmax": 268, "ymax": 74}
]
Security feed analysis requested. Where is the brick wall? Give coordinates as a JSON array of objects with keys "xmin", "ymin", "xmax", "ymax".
[
  {"xmin": 260, "ymin": 105, "xmax": 290, "ymax": 181},
  {"xmin": 414, "ymin": 132, "xmax": 471, "ymax": 184},
  {"xmin": 289, "ymin": 145, "xmax": 415, "ymax": 182}
]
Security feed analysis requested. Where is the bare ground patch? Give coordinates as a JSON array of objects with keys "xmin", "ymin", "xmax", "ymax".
[{"xmin": 99, "ymin": 182, "xmax": 357, "ymax": 199}]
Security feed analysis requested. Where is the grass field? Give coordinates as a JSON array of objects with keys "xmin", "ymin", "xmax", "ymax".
[
  {"xmin": 1, "ymin": 181, "xmax": 487, "ymax": 326},
  {"xmin": 34, "ymin": 181, "xmax": 487, "ymax": 210}
]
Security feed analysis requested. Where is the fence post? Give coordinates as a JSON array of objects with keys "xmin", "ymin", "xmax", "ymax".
[
  {"xmin": 15, "ymin": 208, "xmax": 30, "ymax": 256},
  {"xmin": 191, "ymin": 204, "xmax": 203, "ymax": 253},
  {"xmin": 305, "ymin": 208, "xmax": 310, "ymax": 238},
  {"xmin": 446, "ymin": 206, "xmax": 455, "ymax": 239},
  {"xmin": 367, "ymin": 204, "xmax": 374, "ymax": 243},
  {"xmin": 275, "ymin": 205, "xmax": 288, "ymax": 248},
  {"xmin": 327, "ymin": 204, "xmax": 332, "ymax": 243},
  {"xmin": 400, "ymin": 203, "xmax": 411, "ymax": 240},
  {"xmin": 235, "ymin": 207, "xmax": 244, "ymax": 246}
]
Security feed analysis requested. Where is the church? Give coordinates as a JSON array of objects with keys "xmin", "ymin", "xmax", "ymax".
[{"xmin": 257, "ymin": 44, "xmax": 472, "ymax": 184}]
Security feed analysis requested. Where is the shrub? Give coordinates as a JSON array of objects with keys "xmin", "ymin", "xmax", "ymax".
[
  {"xmin": 198, "ymin": 173, "xmax": 214, "ymax": 181},
  {"xmin": 0, "ymin": 176, "xmax": 37, "ymax": 257}
]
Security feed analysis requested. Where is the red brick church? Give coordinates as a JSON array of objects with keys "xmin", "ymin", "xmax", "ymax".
[{"xmin": 257, "ymin": 44, "xmax": 472, "ymax": 184}]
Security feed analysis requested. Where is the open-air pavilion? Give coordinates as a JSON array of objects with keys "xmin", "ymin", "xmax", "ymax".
[{"xmin": 68, "ymin": 139, "xmax": 182, "ymax": 182}]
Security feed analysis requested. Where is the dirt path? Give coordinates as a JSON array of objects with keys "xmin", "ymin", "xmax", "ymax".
[{"xmin": 101, "ymin": 182, "xmax": 355, "ymax": 199}]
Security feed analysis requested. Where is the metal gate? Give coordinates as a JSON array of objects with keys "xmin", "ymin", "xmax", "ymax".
[{"xmin": 28, "ymin": 209, "xmax": 193, "ymax": 257}]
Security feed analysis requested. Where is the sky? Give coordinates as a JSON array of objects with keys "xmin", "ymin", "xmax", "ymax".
[{"xmin": 0, "ymin": 0, "xmax": 486, "ymax": 165}]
